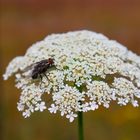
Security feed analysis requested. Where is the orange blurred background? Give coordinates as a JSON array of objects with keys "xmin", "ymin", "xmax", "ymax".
[{"xmin": 1, "ymin": 0, "xmax": 140, "ymax": 140}]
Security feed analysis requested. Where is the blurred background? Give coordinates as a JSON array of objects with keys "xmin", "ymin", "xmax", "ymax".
[{"xmin": 1, "ymin": 0, "xmax": 140, "ymax": 140}]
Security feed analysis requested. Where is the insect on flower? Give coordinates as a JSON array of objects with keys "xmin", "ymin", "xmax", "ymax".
[{"xmin": 24, "ymin": 58, "xmax": 55, "ymax": 81}]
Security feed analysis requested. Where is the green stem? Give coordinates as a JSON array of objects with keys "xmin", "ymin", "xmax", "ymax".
[{"xmin": 78, "ymin": 111, "xmax": 84, "ymax": 140}]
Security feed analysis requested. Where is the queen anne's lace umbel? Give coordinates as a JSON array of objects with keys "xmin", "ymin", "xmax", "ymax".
[{"xmin": 3, "ymin": 30, "xmax": 140, "ymax": 122}]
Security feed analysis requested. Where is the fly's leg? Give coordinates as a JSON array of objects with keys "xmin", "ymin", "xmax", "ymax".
[
  {"xmin": 44, "ymin": 73, "xmax": 50, "ymax": 82},
  {"xmin": 40, "ymin": 75, "xmax": 42, "ymax": 81},
  {"xmin": 39, "ymin": 75, "xmax": 44, "ymax": 90}
]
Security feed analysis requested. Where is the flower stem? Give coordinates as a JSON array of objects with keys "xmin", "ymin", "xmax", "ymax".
[{"xmin": 78, "ymin": 111, "xmax": 84, "ymax": 140}]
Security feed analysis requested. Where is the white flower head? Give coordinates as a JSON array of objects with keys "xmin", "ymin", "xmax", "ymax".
[
  {"xmin": 66, "ymin": 112, "xmax": 78, "ymax": 122},
  {"xmin": 3, "ymin": 30, "xmax": 140, "ymax": 122},
  {"xmin": 23, "ymin": 109, "xmax": 31, "ymax": 118},
  {"xmin": 48, "ymin": 104, "xmax": 58, "ymax": 114},
  {"xmin": 35, "ymin": 102, "xmax": 46, "ymax": 112}
]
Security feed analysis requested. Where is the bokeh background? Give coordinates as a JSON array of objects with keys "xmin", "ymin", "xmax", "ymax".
[{"xmin": 1, "ymin": 0, "xmax": 140, "ymax": 140}]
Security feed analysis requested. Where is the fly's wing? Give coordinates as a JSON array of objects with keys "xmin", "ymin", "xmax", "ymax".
[
  {"xmin": 22, "ymin": 63, "xmax": 35, "ymax": 72},
  {"xmin": 22, "ymin": 61, "xmax": 42, "ymax": 72},
  {"xmin": 21, "ymin": 62, "xmax": 39, "ymax": 78}
]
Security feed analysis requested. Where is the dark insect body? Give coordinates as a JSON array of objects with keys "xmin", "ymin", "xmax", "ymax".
[{"xmin": 31, "ymin": 58, "xmax": 54, "ymax": 80}]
